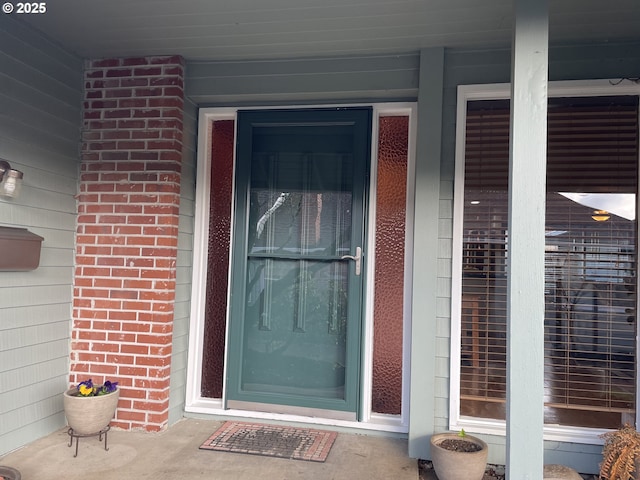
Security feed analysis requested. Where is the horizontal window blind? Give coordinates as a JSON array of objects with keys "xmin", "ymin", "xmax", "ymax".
[{"xmin": 460, "ymin": 96, "xmax": 638, "ymax": 428}]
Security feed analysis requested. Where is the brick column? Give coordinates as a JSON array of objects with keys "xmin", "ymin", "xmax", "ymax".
[{"xmin": 74, "ymin": 56, "xmax": 185, "ymax": 431}]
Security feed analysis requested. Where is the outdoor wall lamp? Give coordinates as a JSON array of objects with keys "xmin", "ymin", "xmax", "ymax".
[{"xmin": 0, "ymin": 159, "xmax": 24, "ymax": 198}]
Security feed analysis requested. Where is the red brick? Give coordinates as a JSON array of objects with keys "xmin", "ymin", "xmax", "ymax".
[
  {"xmin": 131, "ymin": 130, "xmax": 160, "ymax": 139},
  {"xmin": 120, "ymin": 323, "xmax": 151, "ymax": 334},
  {"xmin": 88, "ymin": 121, "xmax": 116, "ymax": 132},
  {"xmin": 121, "ymin": 78, "xmax": 149, "ymax": 87},
  {"xmin": 163, "ymin": 66, "xmax": 183, "ymax": 75},
  {"xmin": 161, "ymin": 108, "xmax": 183, "ymax": 119},
  {"xmin": 134, "ymin": 88, "xmax": 163, "ymax": 97},
  {"xmin": 123, "ymin": 279, "xmax": 154, "ymax": 289},
  {"xmin": 93, "ymin": 277, "xmax": 123, "ymax": 288},
  {"xmin": 101, "ymin": 152, "xmax": 130, "ymax": 161},
  {"xmin": 130, "ymin": 152, "xmax": 159, "ymax": 161},
  {"xmin": 108, "ymin": 332, "xmax": 136, "ymax": 343},
  {"xmin": 146, "ymin": 140, "xmax": 181, "ymax": 150},
  {"xmin": 114, "ymin": 205, "xmax": 143, "ymax": 214},
  {"xmin": 92, "ymin": 299, "xmax": 124, "ymax": 310},
  {"xmin": 126, "ymin": 236, "xmax": 156, "ymax": 246},
  {"xmin": 116, "ymin": 410, "xmax": 146, "ymax": 422},
  {"xmin": 147, "ymin": 119, "xmax": 182, "ymax": 129},
  {"xmin": 123, "ymin": 57, "xmax": 149, "ymax": 66},
  {"xmin": 122, "ymin": 301, "xmax": 153, "ymax": 311},
  {"xmin": 118, "ymin": 119, "xmax": 147, "ymax": 129},
  {"xmin": 163, "ymin": 86, "xmax": 184, "ymax": 97},
  {"xmin": 119, "ymin": 366, "xmax": 148, "ymax": 377},
  {"xmin": 119, "ymin": 98, "xmax": 147, "ymax": 108},
  {"xmin": 133, "ymin": 109, "xmax": 161, "ymax": 118},
  {"xmin": 133, "ymin": 67, "xmax": 162, "ymax": 76},
  {"xmin": 150, "ymin": 55, "xmax": 184, "ymax": 66},
  {"xmin": 75, "ymin": 256, "xmax": 96, "ymax": 266},
  {"xmin": 86, "ymin": 183, "xmax": 115, "ymax": 192},
  {"xmin": 130, "ymin": 173, "xmax": 158, "ymax": 182},
  {"xmin": 112, "ymin": 247, "xmax": 143, "ymax": 256},
  {"xmin": 104, "ymin": 110, "xmax": 132, "ymax": 119},
  {"xmin": 85, "ymin": 204, "xmax": 115, "ymax": 214},
  {"xmin": 149, "ymin": 98, "xmax": 183, "ymax": 109},
  {"xmin": 150, "ymin": 77, "xmax": 183, "ymax": 87},
  {"xmin": 106, "ymin": 68, "xmax": 133, "ymax": 78},
  {"xmin": 109, "ymin": 311, "xmax": 137, "ymax": 321},
  {"xmin": 134, "ymin": 379, "xmax": 169, "ymax": 390},
  {"xmin": 81, "ymin": 152, "xmax": 100, "ymax": 161},
  {"xmin": 77, "ymin": 331, "xmax": 107, "ymax": 341},
  {"xmin": 121, "ymin": 344, "xmax": 150, "ymax": 354},
  {"xmin": 102, "ymin": 131, "xmax": 131, "ymax": 140},
  {"xmin": 98, "ymin": 215, "xmax": 126, "ymax": 224},
  {"xmin": 97, "ymin": 257, "xmax": 124, "ymax": 267},
  {"xmin": 92, "ymin": 342, "xmax": 121, "ymax": 353},
  {"xmin": 127, "ymin": 215, "xmax": 156, "ymax": 225},
  {"xmin": 117, "ymin": 140, "xmax": 145, "ymax": 149},
  {"xmin": 92, "ymin": 321, "xmax": 122, "ymax": 331},
  {"xmin": 79, "ymin": 266, "xmax": 111, "ymax": 277},
  {"xmin": 89, "ymin": 364, "xmax": 118, "ymax": 375},
  {"xmin": 105, "ymin": 89, "xmax": 133, "ymax": 98},
  {"xmin": 92, "ymin": 58, "xmax": 121, "ymax": 68},
  {"xmin": 110, "ymin": 267, "xmax": 142, "ymax": 277}
]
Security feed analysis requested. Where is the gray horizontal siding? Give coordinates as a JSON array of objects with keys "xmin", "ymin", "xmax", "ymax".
[
  {"xmin": 169, "ymin": 96, "xmax": 197, "ymax": 425},
  {"xmin": 0, "ymin": 16, "xmax": 82, "ymax": 456},
  {"xmin": 187, "ymin": 53, "xmax": 419, "ymax": 105},
  {"xmin": 434, "ymin": 41, "xmax": 640, "ymax": 473}
]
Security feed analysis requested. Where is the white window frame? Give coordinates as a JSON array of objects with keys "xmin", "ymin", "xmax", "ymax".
[
  {"xmin": 185, "ymin": 102, "xmax": 417, "ymax": 433},
  {"xmin": 450, "ymin": 79, "xmax": 640, "ymax": 444}
]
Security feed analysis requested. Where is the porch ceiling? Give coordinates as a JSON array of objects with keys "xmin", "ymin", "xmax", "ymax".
[{"xmin": 17, "ymin": 0, "xmax": 640, "ymax": 61}]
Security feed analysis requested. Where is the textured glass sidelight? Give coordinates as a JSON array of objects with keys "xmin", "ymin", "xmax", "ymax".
[
  {"xmin": 371, "ymin": 116, "xmax": 409, "ymax": 415},
  {"xmin": 201, "ymin": 120, "xmax": 235, "ymax": 398}
]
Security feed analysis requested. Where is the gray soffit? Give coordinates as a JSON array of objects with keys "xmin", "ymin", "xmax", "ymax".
[{"xmin": 13, "ymin": 0, "xmax": 640, "ymax": 61}]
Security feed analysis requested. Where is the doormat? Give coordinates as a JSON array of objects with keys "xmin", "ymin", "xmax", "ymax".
[{"xmin": 199, "ymin": 421, "xmax": 337, "ymax": 462}]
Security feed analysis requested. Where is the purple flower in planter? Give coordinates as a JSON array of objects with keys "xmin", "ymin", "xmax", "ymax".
[
  {"xmin": 75, "ymin": 379, "xmax": 118, "ymax": 396},
  {"xmin": 98, "ymin": 381, "xmax": 119, "ymax": 395},
  {"xmin": 77, "ymin": 379, "xmax": 95, "ymax": 396}
]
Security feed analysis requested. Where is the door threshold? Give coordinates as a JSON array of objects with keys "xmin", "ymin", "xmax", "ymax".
[{"xmin": 227, "ymin": 400, "xmax": 357, "ymax": 422}]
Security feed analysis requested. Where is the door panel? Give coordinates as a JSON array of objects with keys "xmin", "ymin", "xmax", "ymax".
[{"xmin": 226, "ymin": 108, "xmax": 371, "ymax": 416}]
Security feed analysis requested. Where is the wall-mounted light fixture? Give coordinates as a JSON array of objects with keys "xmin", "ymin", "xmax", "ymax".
[{"xmin": 0, "ymin": 159, "xmax": 24, "ymax": 198}]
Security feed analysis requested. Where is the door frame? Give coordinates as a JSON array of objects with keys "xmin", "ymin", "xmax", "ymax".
[{"xmin": 185, "ymin": 102, "xmax": 417, "ymax": 433}]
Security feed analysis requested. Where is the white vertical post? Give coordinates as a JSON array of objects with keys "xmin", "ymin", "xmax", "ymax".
[{"xmin": 507, "ymin": 0, "xmax": 548, "ymax": 478}]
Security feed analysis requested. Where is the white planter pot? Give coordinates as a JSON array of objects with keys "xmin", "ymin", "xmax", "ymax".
[
  {"xmin": 430, "ymin": 433, "xmax": 488, "ymax": 480},
  {"xmin": 0, "ymin": 466, "xmax": 21, "ymax": 480},
  {"xmin": 63, "ymin": 388, "xmax": 120, "ymax": 435}
]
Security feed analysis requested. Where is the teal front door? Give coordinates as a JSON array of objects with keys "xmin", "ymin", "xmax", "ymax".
[{"xmin": 226, "ymin": 108, "xmax": 372, "ymax": 419}]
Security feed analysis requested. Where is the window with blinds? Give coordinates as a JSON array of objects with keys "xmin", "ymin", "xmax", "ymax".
[{"xmin": 460, "ymin": 96, "xmax": 639, "ymax": 429}]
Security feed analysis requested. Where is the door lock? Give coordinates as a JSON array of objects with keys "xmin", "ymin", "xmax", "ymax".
[{"xmin": 341, "ymin": 246, "xmax": 362, "ymax": 276}]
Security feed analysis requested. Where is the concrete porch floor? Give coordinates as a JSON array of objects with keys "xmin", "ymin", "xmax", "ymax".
[{"xmin": 0, "ymin": 418, "xmax": 418, "ymax": 480}]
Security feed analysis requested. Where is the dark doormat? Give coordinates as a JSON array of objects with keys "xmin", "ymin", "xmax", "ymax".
[{"xmin": 199, "ymin": 421, "xmax": 337, "ymax": 462}]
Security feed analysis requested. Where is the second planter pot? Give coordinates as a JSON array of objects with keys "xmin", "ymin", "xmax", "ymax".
[{"xmin": 430, "ymin": 432, "xmax": 488, "ymax": 480}]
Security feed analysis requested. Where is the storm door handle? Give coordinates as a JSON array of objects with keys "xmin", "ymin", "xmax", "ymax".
[{"xmin": 341, "ymin": 246, "xmax": 362, "ymax": 276}]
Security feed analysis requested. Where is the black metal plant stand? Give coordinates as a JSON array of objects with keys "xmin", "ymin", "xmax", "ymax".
[{"xmin": 67, "ymin": 426, "xmax": 110, "ymax": 457}]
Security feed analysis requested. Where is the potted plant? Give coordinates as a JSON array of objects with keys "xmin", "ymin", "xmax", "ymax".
[
  {"xmin": 0, "ymin": 466, "xmax": 21, "ymax": 480},
  {"xmin": 63, "ymin": 379, "xmax": 120, "ymax": 435},
  {"xmin": 600, "ymin": 424, "xmax": 640, "ymax": 480},
  {"xmin": 430, "ymin": 429, "xmax": 488, "ymax": 480}
]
